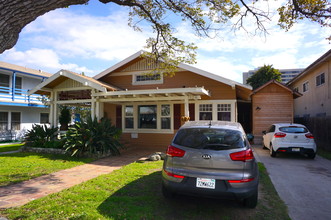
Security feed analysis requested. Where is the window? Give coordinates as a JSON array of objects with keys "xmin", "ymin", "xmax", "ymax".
[
  {"xmin": 0, "ymin": 74, "xmax": 10, "ymax": 94},
  {"xmin": 40, "ymin": 113, "xmax": 49, "ymax": 124},
  {"xmin": 11, "ymin": 112, "xmax": 20, "ymax": 130},
  {"xmin": 293, "ymin": 87, "xmax": 299, "ymax": 92},
  {"xmin": 125, "ymin": 106, "xmax": 134, "ymax": 129},
  {"xmin": 199, "ymin": 104, "xmax": 213, "ymax": 120},
  {"xmin": 133, "ymin": 73, "xmax": 163, "ymax": 85},
  {"xmin": 217, "ymin": 104, "xmax": 231, "ymax": 121},
  {"xmin": 316, "ymin": 73, "xmax": 325, "ymax": 86},
  {"xmin": 161, "ymin": 105, "xmax": 171, "ymax": 129},
  {"xmin": 138, "ymin": 105, "xmax": 157, "ymax": 129},
  {"xmin": 0, "ymin": 112, "xmax": 8, "ymax": 131},
  {"xmin": 303, "ymin": 81, "xmax": 309, "ymax": 92},
  {"xmin": 15, "ymin": 77, "xmax": 22, "ymax": 95}
]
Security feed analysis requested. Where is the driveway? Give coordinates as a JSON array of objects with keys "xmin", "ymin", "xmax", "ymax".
[{"xmin": 253, "ymin": 145, "xmax": 331, "ymax": 220}]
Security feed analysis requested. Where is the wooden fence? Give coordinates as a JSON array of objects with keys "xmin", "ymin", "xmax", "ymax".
[{"xmin": 294, "ymin": 117, "xmax": 331, "ymax": 151}]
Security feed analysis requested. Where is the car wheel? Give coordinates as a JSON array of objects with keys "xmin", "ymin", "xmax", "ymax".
[
  {"xmin": 307, "ymin": 153, "xmax": 316, "ymax": 159},
  {"xmin": 270, "ymin": 144, "xmax": 276, "ymax": 157},
  {"xmin": 162, "ymin": 184, "xmax": 174, "ymax": 198},
  {"xmin": 243, "ymin": 190, "xmax": 258, "ymax": 208}
]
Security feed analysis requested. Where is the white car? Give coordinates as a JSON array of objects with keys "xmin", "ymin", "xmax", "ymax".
[{"xmin": 262, "ymin": 123, "xmax": 317, "ymax": 158}]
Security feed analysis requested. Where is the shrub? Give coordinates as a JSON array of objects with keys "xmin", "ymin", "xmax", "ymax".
[
  {"xmin": 64, "ymin": 117, "xmax": 122, "ymax": 157},
  {"xmin": 25, "ymin": 124, "xmax": 61, "ymax": 148}
]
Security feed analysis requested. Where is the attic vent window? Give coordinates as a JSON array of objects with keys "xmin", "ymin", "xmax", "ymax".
[{"xmin": 133, "ymin": 73, "xmax": 163, "ymax": 85}]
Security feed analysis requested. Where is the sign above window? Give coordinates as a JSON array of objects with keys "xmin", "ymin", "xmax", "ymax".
[{"xmin": 132, "ymin": 72, "xmax": 163, "ymax": 85}]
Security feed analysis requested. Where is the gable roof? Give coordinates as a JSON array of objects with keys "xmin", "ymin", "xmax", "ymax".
[
  {"xmin": 93, "ymin": 50, "xmax": 252, "ymax": 91},
  {"xmin": 0, "ymin": 61, "xmax": 51, "ymax": 78},
  {"xmin": 287, "ymin": 49, "xmax": 331, "ymax": 86},
  {"xmin": 28, "ymin": 69, "xmax": 120, "ymax": 96},
  {"xmin": 252, "ymin": 79, "xmax": 302, "ymax": 98}
]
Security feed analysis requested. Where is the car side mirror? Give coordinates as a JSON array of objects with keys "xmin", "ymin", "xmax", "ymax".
[{"xmin": 262, "ymin": 131, "xmax": 266, "ymax": 135}]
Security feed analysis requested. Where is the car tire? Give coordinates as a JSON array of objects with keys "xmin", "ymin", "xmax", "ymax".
[
  {"xmin": 307, "ymin": 153, "xmax": 316, "ymax": 159},
  {"xmin": 162, "ymin": 184, "xmax": 174, "ymax": 198},
  {"xmin": 243, "ymin": 190, "xmax": 258, "ymax": 208},
  {"xmin": 270, "ymin": 144, "xmax": 276, "ymax": 157}
]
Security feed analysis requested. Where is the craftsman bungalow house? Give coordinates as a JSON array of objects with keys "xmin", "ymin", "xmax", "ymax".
[{"xmin": 29, "ymin": 51, "xmax": 252, "ymax": 150}]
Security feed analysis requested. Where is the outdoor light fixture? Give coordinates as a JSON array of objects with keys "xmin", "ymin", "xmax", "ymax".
[{"xmin": 256, "ymin": 106, "xmax": 261, "ymax": 111}]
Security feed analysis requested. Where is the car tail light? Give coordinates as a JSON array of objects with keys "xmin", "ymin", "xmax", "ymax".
[
  {"xmin": 166, "ymin": 145, "xmax": 186, "ymax": 157},
  {"xmin": 274, "ymin": 132, "xmax": 286, "ymax": 138},
  {"xmin": 163, "ymin": 169, "xmax": 185, "ymax": 179},
  {"xmin": 230, "ymin": 149, "xmax": 254, "ymax": 162},
  {"xmin": 228, "ymin": 178, "xmax": 255, "ymax": 183},
  {"xmin": 305, "ymin": 133, "xmax": 314, "ymax": 139}
]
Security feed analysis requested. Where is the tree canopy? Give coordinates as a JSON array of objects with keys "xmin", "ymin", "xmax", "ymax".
[
  {"xmin": 246, "ymin": 65, "xmax": 282, "ymax": 89},
  {"xmin": 1, "ymin": 0, "xmax": 330, "ymax": 73}
]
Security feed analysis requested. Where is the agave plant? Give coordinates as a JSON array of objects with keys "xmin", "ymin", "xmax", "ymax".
[
  {"xmin": 64, "ymin": 116, "xmax": 122, "ymax": 157},
  {"xmin": 25, "ymin": 124, "xmax": 59, "ymax": 148}
]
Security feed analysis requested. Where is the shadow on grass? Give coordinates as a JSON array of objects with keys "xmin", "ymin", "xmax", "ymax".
[{"xmin": 97, "ymin": 171, "xmax": 262, "ymax": 220}]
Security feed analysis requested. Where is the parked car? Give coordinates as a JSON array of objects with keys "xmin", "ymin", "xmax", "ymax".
[
  {"xmin": 162, "ymin": 121, "xmax": 259, "ymax": 208},
  {"xmin": 262, "ymin": 123, "xmax": 316, "ymax": 158}
]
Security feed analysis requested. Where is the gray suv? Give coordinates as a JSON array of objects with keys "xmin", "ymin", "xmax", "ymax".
[{"xmin": 162, "ymin": 121, "xmax": 259, "ymax": 208}]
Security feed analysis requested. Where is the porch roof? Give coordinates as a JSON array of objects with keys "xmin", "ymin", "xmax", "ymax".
[{"xmin": 94, "ymin": 87, "xmax": 210, "ymax": 103}]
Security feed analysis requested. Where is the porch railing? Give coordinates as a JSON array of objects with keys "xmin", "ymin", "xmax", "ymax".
[{"xmin": 0, "ymin": 86, "xmax": 47, "ymax": 104}]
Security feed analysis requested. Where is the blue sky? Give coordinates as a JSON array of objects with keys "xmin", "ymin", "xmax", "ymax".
[{"xmin": 0, "ymin": 0, "xmax": 330, "ymax": 83}]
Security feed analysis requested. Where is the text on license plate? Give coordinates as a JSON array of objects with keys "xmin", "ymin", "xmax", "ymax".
[
  {"xmin": 292, "ymin": 148, "xmax": 300, "ymax": 152},
  {"xmin": 196, "ymin": 178, "xmax": 215, "ymax": 189}
]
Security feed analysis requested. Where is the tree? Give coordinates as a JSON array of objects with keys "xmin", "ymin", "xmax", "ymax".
[
  {"xmin": 1, "ymin": 0, "xmax": 330, "ymax": 74},
  {"xmin": 246, "ymin": 65, "xmax": 282, "ymax": 90}
]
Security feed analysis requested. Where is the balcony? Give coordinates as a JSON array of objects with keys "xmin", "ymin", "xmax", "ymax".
[{"xmin": 0, "ymin": 86, "xmax": 47, "ymax": 107}]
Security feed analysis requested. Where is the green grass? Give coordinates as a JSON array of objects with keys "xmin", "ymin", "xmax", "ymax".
[
  {"xmin": 317, "ymin": 148, "xmax": 331, "ymax": 160},
  {"xmin": 0, "ymin": 152, "xmax": 93, "ymax": 186},
  {"xmin": 0, "ymin": 161, "xmax": 289, "ymax": 220},
  {"xmin": 0, "ymin": 143, "xmax": 24, "ymax": 153}
]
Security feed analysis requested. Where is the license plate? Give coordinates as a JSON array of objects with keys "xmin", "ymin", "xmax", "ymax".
[
  {"xmin": 196, "ymin": 178, "xmax": 215, "ymax": 189},
  {"xmin": 292, "ymin": 148, "xmax": 300, "ymax": 152}
]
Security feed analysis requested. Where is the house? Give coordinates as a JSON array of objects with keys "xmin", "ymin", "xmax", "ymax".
[
  {"xmin": 251, "ymin": 80, "xmax": 301, "ymax": 143},
  {"xmin": 0, "ymin": 61, "xmax": 51, "ymax": 140},
  {"xmin": 287, "ymin": 49, "xmax": 331, "ymax": 118},
  {"xmin": 29, "ymin": 51, "xmax": 252, "ymax": 150}
]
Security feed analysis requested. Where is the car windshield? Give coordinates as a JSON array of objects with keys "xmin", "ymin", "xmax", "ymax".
[
  {"xmin": 279, "ymin": 126, "xmax": 308, "ymax": 133},
  {"xmin": 173, "ymin": 128, "xmax": 245, "ymax": 150}
]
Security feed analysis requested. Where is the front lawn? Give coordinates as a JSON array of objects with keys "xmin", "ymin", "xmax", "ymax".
[
  {"xmin": 0, "ymin": 152, "xmax": 93, "ymax": 186},
  {"xmin": 0, "ymin": 161, "xmax": 289, "ymax": 220},
  {"xmin": 0, "ymin": 143, "xmax": 24, "ymax": 153}
]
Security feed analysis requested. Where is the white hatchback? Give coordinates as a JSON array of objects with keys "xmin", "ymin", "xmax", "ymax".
[{"xmin": 262, "ymin": 123, "xmax": 317, "ymax": 158}]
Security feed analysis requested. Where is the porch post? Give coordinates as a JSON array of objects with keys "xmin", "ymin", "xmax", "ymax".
[
  {"xmin": 49, "ymin": 91, "xmax": 54, "ymax": 127},
  {"xmin": 53, "ymin": 91, "xmax": 58, "ymax": 127},
  {"xmin": 91, "ymin": 89, "xmax": 96, "ymax": 119},
  {"xmin": 184, "ymin": 96, "xmax": 190, "ymax": 118}
]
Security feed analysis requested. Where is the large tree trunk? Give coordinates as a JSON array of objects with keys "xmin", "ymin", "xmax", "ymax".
[{"xmin": 0, "ymin": 0, "xmax": 89, "ymax": 54}]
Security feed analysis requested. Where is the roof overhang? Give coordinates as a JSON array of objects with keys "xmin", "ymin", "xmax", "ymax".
[
  {"xmin": 94, "ymin": 87, "xmax": 210, "ymax": 103},
  {"xmin": 28, "ymin": 70, "xmax": 117, "ymax": 96}
]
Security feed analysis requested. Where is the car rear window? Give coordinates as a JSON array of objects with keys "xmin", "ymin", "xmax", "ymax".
[
  {"xmin": 173, "ymin": 128, "xmax": 245, "ymax": 150},
  {"xmin": 279, "ymin": 126, "xmax": 308, "ymax": 133}
]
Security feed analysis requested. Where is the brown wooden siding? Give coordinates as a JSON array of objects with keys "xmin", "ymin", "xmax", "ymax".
[
  {"xmin": 120, "ymin": 133, "xmax": 175, "ymax": 151},
  {"xmin": 103, "ymin": 103, "xmax": 117, "ymax": 125},
  {"xmin": 252, "ymin": 85, "xmax": 294, "ymax": 139},
  {"xmin": 100, "ymin": 71, "xmax": 236, "ymax": 100}
]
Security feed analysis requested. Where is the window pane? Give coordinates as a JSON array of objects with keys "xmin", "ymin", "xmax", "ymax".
[
  {"xmin": 15, "ymin": 77, "xmax": 22, "ymax": 95},
  {"xmin": 138, "ymin": 105, "xmax": 157, "ymax": 129},
  {"xmin": 0, "ymin": 74, "xmax": 10, "ymax": 94},
  {"xmin": 161, "ymin": 105, "xmax": 170, "ymax": 116},
  {"xmin": 125, "ymin": 118, "xmax": 134, "ymax": 129},
  {"xmin": 125, "ymin": 106, "xmax": 133, "ymax": 116},
  {"xmin": 218, "ymin": 112, "xmax": 231, "ymax": 121},
  {"xmin": 161, "ymin": 118, "xmax": 170, "ymax": 129},
  {"xmin": 40, "ymin": 113, "xmax": 49, "ymax": 124},
  {"xmin": 0, "ymin": 112, "xmax": 8, "ymax": 131},
  {"xmin": 11, "ymin": 112, "xmax": 20, "ymax": 130},
  {"xmin": 199, "ymin": 112, "xmax": 212, "ymax": 120}
]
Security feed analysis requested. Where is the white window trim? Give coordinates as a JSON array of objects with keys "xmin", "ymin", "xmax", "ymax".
[
  {"xmin": 132, "ymin": 73, "xmax": 164, "ymax": 85},
  {"xmin": 122, "ymin": 102, "xmax": 173, "ymax": 134},
  {"xmin": 194, "ymin": 100, "xmax": 236, "ymax": 122},
  {"xmin": 316, "ymin": 73, "xmax": 325, "ymax": 87},
  {"xmin": 303, "ymin": 81, "xmax": 309, "ymax": 93}
]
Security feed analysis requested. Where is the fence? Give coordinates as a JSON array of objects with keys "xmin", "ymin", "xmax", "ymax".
[{"xmin": 294, "ymin": 116, "xmax": 331, "ymax": 151}]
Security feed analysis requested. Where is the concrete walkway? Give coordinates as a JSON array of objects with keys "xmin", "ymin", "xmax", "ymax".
[
  {"xmin": 253, "ymin": 144, "xmax": 331, "ymax": 220},
  {"xmin": 0, "ymin": 148, "xmax": 156, "ymax": 209}
]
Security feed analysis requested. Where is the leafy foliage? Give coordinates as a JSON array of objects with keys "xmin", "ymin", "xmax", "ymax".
[
  {"xmin": 246, "ymin": 65, "xmax": 282, "ymax": 90},
  {"xmin": 24, "ymin": 124, "xmax": 61, "ymax": 148},
  {"xmin": 59, "ymin": 106, "xmax": 71, "ymax": 130},
  {"xmin": 64, "ymin": 116, "xmax": 122, "ymax": 157}
]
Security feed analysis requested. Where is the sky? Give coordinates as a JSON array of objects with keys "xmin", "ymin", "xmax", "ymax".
[{"xmin": 0, "ymin": 0, "xmax": 330, "ymax": 84}]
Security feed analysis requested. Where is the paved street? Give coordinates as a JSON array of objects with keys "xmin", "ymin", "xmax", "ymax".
[{"xmin": 253, "ymin": 145, "xmax": 331, "ymax": 220}]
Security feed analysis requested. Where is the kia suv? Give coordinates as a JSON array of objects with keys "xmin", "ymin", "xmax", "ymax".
[{"xmin": 162, "ymin": 121, "xmax": 259, "ymax": 208}]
